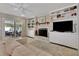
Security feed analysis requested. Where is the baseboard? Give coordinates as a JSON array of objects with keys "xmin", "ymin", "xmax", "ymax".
[
  {"xmin": 26, "ymin": 36, "xmax": 34, "ymax": 39},
  {"xmin": 50, "ymin": 42, "xmax": 78, "ymax": 50}
]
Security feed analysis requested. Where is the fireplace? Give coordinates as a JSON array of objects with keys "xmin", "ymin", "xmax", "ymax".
[{"xmin": 35, "ymin": 28, "xmax": 48, "ymax": 37}]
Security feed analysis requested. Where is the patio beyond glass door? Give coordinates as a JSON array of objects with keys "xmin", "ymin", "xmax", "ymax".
[
  {"xmin": 5, "ymin": 18, "xmax": 23, "ymax": 39},
  {"xmin": 5, "ymin": 19, "xmax": 15, "ymax": 37}
]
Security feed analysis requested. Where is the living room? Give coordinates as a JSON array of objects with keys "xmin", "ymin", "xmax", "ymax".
[{"xmin": 0, "ymin": 3, "xmax": 79, "ymax": 56}]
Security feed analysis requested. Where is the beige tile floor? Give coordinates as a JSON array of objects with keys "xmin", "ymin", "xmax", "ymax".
[
  {"xmin": 30, "ymin": 40, "xmax": 78, "ymax": 56},
  {"xmin": 17, "ymin": 36, "xmax": 78, "ymax": 56}
]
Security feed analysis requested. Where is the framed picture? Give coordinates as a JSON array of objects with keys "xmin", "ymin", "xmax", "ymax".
[{"xmin": 38, "ymin": 16, "xmax": 45, "ymax": 23}]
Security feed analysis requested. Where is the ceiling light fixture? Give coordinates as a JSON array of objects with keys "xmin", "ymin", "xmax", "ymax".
[{"xmin": 21, "ymin": 14, "xmax": 25, "ymax": 17}]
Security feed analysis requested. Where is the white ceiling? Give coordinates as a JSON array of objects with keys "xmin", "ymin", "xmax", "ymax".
[{"xmin": 0, "ymin": 3, "xmax": 76, "ymax": 18}]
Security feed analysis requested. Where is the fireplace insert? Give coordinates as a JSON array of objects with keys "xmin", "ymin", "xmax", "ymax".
[{"xmin": 38, "ymin": 28, "xmax": 48, "ymax": 37}]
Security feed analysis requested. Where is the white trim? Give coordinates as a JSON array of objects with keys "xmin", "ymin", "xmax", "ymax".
[
  {"xmin": 49, "ymin": 4, "xmax": 78, "ymax": 14},
  {"xmin": 52, "ymin": 18, "xmax": 77, "ymax": 22}
]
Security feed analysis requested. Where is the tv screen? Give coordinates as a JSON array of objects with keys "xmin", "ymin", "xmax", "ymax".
[{"xmin": 53, "ymin": 21, "xmax": 73, "ymax": 32}]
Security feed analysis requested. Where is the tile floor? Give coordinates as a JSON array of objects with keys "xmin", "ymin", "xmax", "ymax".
[{"xmin": 17, "ymin": 36, "xmax": 78, "ymax": 56}]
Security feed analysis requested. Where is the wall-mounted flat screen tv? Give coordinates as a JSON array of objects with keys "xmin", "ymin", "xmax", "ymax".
[{"xmin": 53, "ymin": 21, "xmax": 73, "ymax": 32}]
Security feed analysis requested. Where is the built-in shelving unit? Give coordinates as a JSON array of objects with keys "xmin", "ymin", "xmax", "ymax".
[
  {"xmin": 27, "ymin": 18, "xmax": 36, "ymax": 28},
  {"xmin": 49, "ymin": 4, "xmax": 78, "ymax": 49},
  {"xmin": 50, "ymin": 5, "xmax": 77, "ymax": 21}
]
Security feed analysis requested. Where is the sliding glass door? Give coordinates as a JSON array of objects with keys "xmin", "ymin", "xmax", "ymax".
[
  {"xmin": 4, "ymin": 17, "xmax": 23, "ymax": 39},
  {"xmin": 5, "ymin": 18, "xmax": 15, "ymax": 37},
  {"xmin": 15, "ymin": 19, "xmax": 22, "ymax": 37}
]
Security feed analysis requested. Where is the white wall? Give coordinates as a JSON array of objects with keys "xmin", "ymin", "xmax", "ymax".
[
  {"xmin": 0, "ymin": 17, "xmax": 2, "ymax": 40},
  {"xmin": 27, "ymin": 28, "xmax": 35, "ymax": 37},
  {"xmin": 0, "ymin": 15, "xmax": 5, "ymax": 41},
  {"xmin": 77, "ymin": 4, "xmax": 79, "ymax": 55}
]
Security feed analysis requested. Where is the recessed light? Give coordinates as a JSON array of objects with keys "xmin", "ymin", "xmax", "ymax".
[{"xmin": 14, "ymin": 8, "xmax": 18, "ymax": 11}]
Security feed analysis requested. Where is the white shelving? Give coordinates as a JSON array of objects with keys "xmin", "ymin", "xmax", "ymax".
[{"xmin": 49, "ymin": 5, "xmax": 78, "ymax": 49}]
